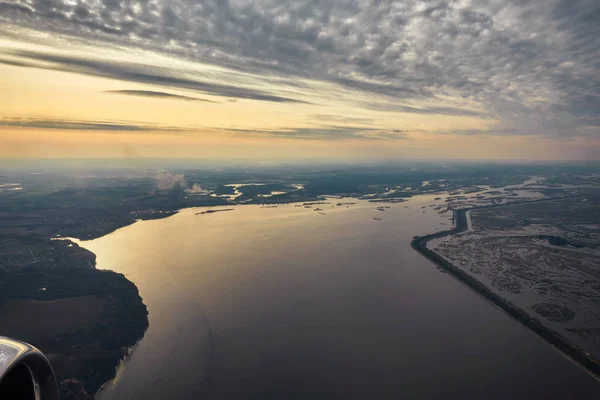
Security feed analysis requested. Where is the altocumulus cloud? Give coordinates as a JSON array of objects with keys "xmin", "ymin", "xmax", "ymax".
[{"xmin": 0, "ymin": 0, "xmax": 599, "ymax": 137}]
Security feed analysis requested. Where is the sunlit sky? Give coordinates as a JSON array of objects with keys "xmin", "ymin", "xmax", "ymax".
[{"xmin": 1, "ymin": 0, "xmax": 599, "ymax": 160}]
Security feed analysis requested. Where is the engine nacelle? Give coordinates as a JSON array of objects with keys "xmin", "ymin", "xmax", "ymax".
[{"xmin": 0, "ymin": 337, "xmax": 58, "ymax": 399}]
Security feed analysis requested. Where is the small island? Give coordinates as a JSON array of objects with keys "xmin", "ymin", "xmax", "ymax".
[{"xmin": 196, "ymin": 208, "xmax": 235, "ymax": 215}]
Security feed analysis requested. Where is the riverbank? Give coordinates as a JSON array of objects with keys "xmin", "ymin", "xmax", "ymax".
[
  {"xmin": 72, "ymin": 193, "xmax": 600, "ymax": 399},
  {"xmin": 410, "ymin": 199, "xmax": 600, "ymax": 379}
]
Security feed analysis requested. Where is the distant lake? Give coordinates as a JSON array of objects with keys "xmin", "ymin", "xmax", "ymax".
[{"xmin": 76, "ymin": 195, "xmax": 600, "ymax": 399}]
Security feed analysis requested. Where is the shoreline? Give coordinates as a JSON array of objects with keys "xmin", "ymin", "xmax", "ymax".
[
  {"xmin": 94, "ymin": 335, "xmax": 145, "ymax": 399},
  {"xmin": 410, "ymin": 198, "xmax": 600, "ymax": 380},
  {"xmin": 86, "ymin": 194, "xmax": 600, "ymax": 396}
]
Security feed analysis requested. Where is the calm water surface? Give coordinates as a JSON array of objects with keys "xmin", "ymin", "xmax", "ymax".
[{"xmin": 77, "ymin": 195, "xmax": 600, "ymax": 399}]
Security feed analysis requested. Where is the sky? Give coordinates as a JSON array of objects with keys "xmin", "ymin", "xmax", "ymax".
[{"xmin": 0, "ymin": 0, "xmax": 599, "ymax": 160}]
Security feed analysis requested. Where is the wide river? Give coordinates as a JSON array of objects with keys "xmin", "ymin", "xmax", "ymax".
[{"xmin": 76, "ymin": 195, "xmax": 600, "ymax": 399}]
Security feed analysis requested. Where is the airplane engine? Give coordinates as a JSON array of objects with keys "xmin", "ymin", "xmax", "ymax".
[{"xmin": 0, "ymin": 337, "xmax": 58, "ymax": 399}]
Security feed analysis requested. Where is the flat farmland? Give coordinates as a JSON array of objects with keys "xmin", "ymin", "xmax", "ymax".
[{"xmin": 0, "ymin": 295, "xmax": 105, "ymax": 344}]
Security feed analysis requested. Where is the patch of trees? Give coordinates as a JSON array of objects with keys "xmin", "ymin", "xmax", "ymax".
[{"xmin": 0, "ymin": 267, "xmax": 149, "ymax": 399}]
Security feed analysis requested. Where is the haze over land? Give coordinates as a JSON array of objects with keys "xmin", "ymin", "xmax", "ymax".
[
  {"xmin": 1, "ymin": 0, "xmax": 599, "ymax": 159},
  {"xmin": 1, "ymin": 161, "xmax": 600, "ymax": 399},
  {"xmin": 85, "ymin": 174, "xmax": 600, "ymax": 400}
]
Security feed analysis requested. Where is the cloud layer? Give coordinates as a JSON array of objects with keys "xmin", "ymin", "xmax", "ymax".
[
  {"xmin": 0, "ymin": 117, "xmax": 409, "ymax": 141},
  {"xmin": 1, "ymin": 50, "xmax": 307, "ymax": 103},
  {"xmin": 0, "ymin": 117, "xmax": 182, "ymax": 131},
  {"xmin": 223, "ymin": 126, "xmax": 407, "ymax": 141},
  {"xmin": 104, "ymin": 90, "xmax": 217, "ymax": 102},
  {"xmin": 1, "ymin": 0, "xmax": 599, "ymax": 137}
]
